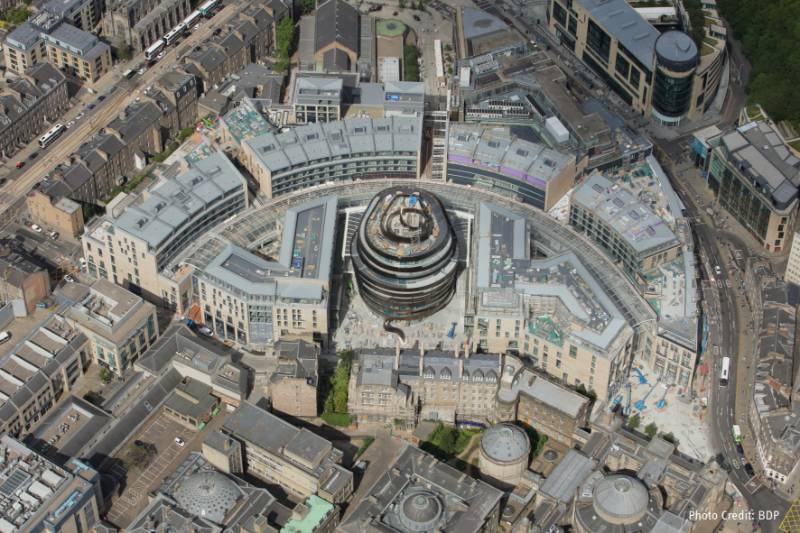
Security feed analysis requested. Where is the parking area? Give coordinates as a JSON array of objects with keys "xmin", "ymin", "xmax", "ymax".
[
  {"xmin": 105, "ymin": 408, "xmax": 229, "ymax": 528},
  {"xmin": 0, "ymin": 306, "xmax": 58, "ymax": 358}
]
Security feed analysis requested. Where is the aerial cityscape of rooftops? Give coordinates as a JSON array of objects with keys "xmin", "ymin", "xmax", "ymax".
[{"xmin": 0, "ymin": 0, "xmax": 796, "ymax": 530}]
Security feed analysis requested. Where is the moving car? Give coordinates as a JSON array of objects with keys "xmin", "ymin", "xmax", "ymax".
[
  {"xmin": 198, "ymin": 326, "xmax": 213, "ymax": 336},
  {"xmin": 30, "ymin": 224, "xmax": 42, "ymax": 233},
  {"xmin": 174, "ymin": 437, "xmax": 185, "ymax": 447},
  {"xmin": 0, "ymin": 331, "xmax": 10, "ymax": 344},
  {"xmin": 63, "ymin": 275, "xmax": 74, "ymax": 283},
  {"xmin": 15, "ymin": 161, "xmax": 24, "ymax": 169}
]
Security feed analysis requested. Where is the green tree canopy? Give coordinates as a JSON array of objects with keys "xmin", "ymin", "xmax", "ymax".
[
  {"xmin": 718, "ymin": 0, "xmax": 800, "ymax": 122},
  {"xmin": 275, "ymin": 17, "xmax": 295, "ymax": 73}
]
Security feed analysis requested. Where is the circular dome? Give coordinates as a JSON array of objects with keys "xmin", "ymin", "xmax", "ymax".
[
  {"xmin": 173, "ymin": 471, "xmax": 241, "ymax": 523},
  {"xmin": 655, "ymin": 31, "xmax": 698, "ymax": 72},
  {"xmin": 398, "ymin": 490, "xmax": 443, "ymax": 531},
  {"xmin": 480, "ymin": 424, "xmax": 531, "ymax": 463},
  {"xmin": 593, "ymin": 474, "xmax": 649, "ymax": 524}
]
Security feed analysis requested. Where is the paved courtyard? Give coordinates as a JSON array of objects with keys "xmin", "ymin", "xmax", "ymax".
[
  {"xmin": 622, "ymin": 367, "xmax": 714, "ymax": 462},
  {"xmin": 334, "ymin": 270, "xmax": 470, "ymax": 352}
]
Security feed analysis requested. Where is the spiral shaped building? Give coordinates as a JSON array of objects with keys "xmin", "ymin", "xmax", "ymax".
[{"xmin": 351, "ymin": 187, "xmax": 459, "ymax": 320}]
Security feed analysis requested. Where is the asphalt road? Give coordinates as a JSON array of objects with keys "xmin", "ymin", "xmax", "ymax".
[
  {"xmin": 657, "ymin": 145, "xmax": 788, "ymax": 532},
  {"xmin": 0, "ymin": 1, "xmax": 239, "ymax": 229}
]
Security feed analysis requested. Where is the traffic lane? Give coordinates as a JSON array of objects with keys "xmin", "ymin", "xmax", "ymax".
[
  {"xmin": 0, "ymin": 3, "xmax": 236, "ymax": 213},
  {"xmin": 667, "ymin": 157, "xmax": 767, "ymax": 509},
  {"xmin": 2, "ymin": 87, "xmax": 112, "ymax": 180}
]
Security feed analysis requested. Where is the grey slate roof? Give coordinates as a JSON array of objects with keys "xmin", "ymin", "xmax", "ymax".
[
  {"xmin": 340, "ymin": 445, "xmax": 503, "ymax": 533},
  {"xmin": 245, "ymin": 116, "xmax": 422, "ymax": 175},
  {"xmin": 572, "ymin": 172, "xmax": 679, "ymax": 254},
  {"xmin": 314, "ymin": 0, "xmax": 359, "ymax": 54},
  {"xmin": 200, "ymin": 195, "xmax": 337, "ymax": 301},
  {"xmin": 719, "ymin": 121, "xmax": 800, "ymax": 207},
  {"xmin": 576, "ymin": 0, "xmax": 659, "ymax": 68},
  {"xmin": 113, "ymin": 153, "xmax": 246, "ymax": 252}
]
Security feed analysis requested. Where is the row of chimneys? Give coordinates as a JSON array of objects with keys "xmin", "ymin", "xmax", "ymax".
[{"xmin": 391, "ymin": 340, "xmax": 473, "ymax": 372}]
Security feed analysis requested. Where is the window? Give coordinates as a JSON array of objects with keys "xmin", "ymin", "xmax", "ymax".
[
  {"xmin": 553, "ymin": 1, "xmax": 567, "ymax": 26},
  {"xmin": 586, "ymin": 20, "xmax": 611, "ymax": 63},
  {"xmin": 630, "ymin": 68, "xmax": 640, "ymax": 89},
  {"xmin": 615, "ymin": 55, "xmax": 630, "ymax": 79},
  {"xmin": 569, "ymin": 345, "xmax": 578, "ymax": 358}
]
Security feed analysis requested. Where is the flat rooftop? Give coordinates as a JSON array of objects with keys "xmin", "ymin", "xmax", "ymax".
[
  {"xmin": 448, "ymin": 123, "xmax": 573, "ymax": 187},
  {"xmin": 221, "ymin": 100, "xmax": 272, "ymax": 143},
  {"xmin": 0, "ymin": 435, "xmax": 97, "ymax": 532},
  {"xmin": 200, "ymin": 195, "xmax": 337, "ymax": 300},
  {"xmin": 476, "ymin": 203, "xmax": 627, "ymax": 353},
  {"xmin": 573, "ymin": 172, "xmax": 679, "ymax": 254}
]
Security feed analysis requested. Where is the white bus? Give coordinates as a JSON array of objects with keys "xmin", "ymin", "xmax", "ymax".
[
  {"xmin": 145, "ymin": 39, "xmax": 165, "ymax": 61},
  {"xmin": 183, "ymin": 10, "xmax": 202, "ymax": 29},
  {"xmin": 39, "ymin": 124, "xmax": 65, "ymax": 148},
  {"xmin": 720, "ymin": 356, "xmax": 730, "ymax": 386}
]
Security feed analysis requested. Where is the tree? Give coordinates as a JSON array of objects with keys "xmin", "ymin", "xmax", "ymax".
[
  {"xmin": 275, "ymin": 17, "xmax": 295, "ymax": 73},
  {"xmin": 399, "ymin": 0, "xmax": 406, "ymax": 9},
  {"xmin": 321, "ymin": 350, "xmax": 354, "ymax": 425},
  {"xmin": 403, "ymin": 44, "xmax": 420, "ymax": 81},
  {"xmin": 660, "ymin": 432, "xmax": 679, "ymax": 446},
  {"xmin": 99, "ymin": 367, "xmax": 113, "ymax": 384},
  {"xmin": 626, "ymin": 413, "xmax": 641, "ymax": 430},
  {"xmin": 299, "ymin": 0, "xmax": 315, "ymax": 15},
  {"xmin": 717, "ymin": 0, "xmax": 800, "ymax": 122},
  {"xmin": 1, "ymin": 6, "xmax": 30, "ymax": 25},
  {"xmin": 178, "ymin": 127, "xmax": 195, "ymax": 141},
  {"xmin": 644, "ymin": 422, "xmax": 658, "ymax": 439},
  {"xmin": 416, "ymin": 0, "xmax": 425, "ymax": 10},
  {"xmin": 116, "ymin": 44, "xmax": 132, "ymax": 61}
]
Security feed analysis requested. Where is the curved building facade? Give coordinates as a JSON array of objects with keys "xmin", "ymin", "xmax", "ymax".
[
  {"xmin": 351, "ymin": 187, "xmax": 460, "ymax": 320},
  {"xmin": 478, "ymin": 423, "xmax": 531, "ymax": 488},
  {"xmin": 652, "ymin": 31, "xmax": 698, "ymax": 124}
]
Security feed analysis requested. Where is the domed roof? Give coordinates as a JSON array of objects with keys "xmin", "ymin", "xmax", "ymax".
[
  {"xmin": 593, "ymin": 474, "xmax": 649, "ymax": 524},
  {"xmin": 480, "ymin": 424, "xmax": 530, "ymax": 463},
  {"xmin": 173, "ymin": 471, "xmax": 242, "ymax": 523},
  {"xmin": 398, "ymin": 489, "xmax": 443, "ymax": 532}
]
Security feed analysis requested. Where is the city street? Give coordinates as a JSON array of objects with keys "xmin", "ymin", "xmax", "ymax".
[
  {"xmin": 657, "ymin": 147, "xmax": 789, "ymax": 532},
  {"xmin": 0, "ymin": 1, "xmax": 240, "ymax": 229}
]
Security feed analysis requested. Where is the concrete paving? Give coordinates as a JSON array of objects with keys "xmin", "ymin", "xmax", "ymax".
[
  {"xmin": 624, "ymin": 371, "xmax": 714, "ymax": 462},
  {"xmin": 334, "ymin": 269, "xmax": 469, "ymax": 352}
]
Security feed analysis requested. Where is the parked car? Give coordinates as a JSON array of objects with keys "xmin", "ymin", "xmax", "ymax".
[
  {"xmin": 0, "ymin": 331, "xmax": 11, "ymax": 344},
  {"xmin": 174, "ymin": 437, "xmax": 185, "ymax": 447},
  {"xmin": 30, "ymin": 224, "xmax": 42, "ymax": 233},
  {"xmin": 15, "ymin": 161, "xmax": 24, "ymax": 169},
  {"xmin": 198, "ymin": 326, "xmax": 213, "ymax": 337},
  {"xmin": 29, "ymin": 151, "xmax": 38, "ymax": 159},
  {"xmin": 63, "ymin": 275, "xmax": 74, "ymax": 283},
  {"xmin": 48, "ymin": 230, "xmax": 58, "ymax": 240},
  {"xmin": 744, "ymin": 463, "xmax": 755, "ymax": 477}
]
